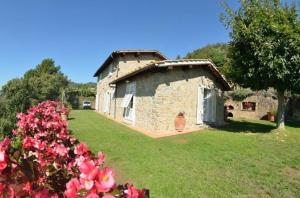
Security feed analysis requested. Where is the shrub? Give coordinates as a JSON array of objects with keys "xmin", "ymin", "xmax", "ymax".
[
  {"xmin": 229, "ymin": 88, "xmax": 254, "ymax": 101},
  {"xmin": 0, "ymin": 101, "xmax": 147, "ymax": 198}
]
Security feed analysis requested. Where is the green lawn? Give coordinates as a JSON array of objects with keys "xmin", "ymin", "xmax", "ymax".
[{"xmin": 69, "ymin": 110, "xmax": 300, "ymax": 198}]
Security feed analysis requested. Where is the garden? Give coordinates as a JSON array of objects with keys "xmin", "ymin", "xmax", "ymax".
[
  {"xmin": 0, "ymin": 101, "xmax": 147, "ymax": 198},
  {"xmin": 69, "ymin": 110, "xmax": 300, "ymax": 198}
]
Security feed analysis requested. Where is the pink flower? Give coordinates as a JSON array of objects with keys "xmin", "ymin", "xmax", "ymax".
[
  {"xmin": 78, "ymin": 160, "xmax": 99, "ymax": 191},
  {"xmin": 95, "ymin": 167, "xmax": 115, "ymax": 193},
  {"xmin": 0, "ymin": 183, "xmax": 6, "ymax": 193},
  {"xmin": 74, "ymin": 143, "xmax": 88, "ymax": 156},
  {"xmin": 7, "ymin": 186, "xmax": 16, "ymax": 198},
  {"xmin": 23, "ymin": 182, "xmax": 32, "ymax": 194},
  {"xmin": 22, "ymin": 137, "xmax": 35, "ymax": 149},
  {"xmin": 103, "ymin": 195, "xmax": 115, "ymax": 198},
  {"xmin": 34, "ymin": 189, "xmax": 49, "ymax": 198},
  {"xmin": 86, "ymin": 193, "xmax": 99, "ymax": 198},
  {"xmin": 125, "ymin": 185, "xmax": 140, "ymax": 198},
  {"xmin": 96, "ymin": 152, "xmax": 105, "ymax": 165},
  {"xmin": 64, "ymin": 178, "xmax": 80, "ymax": 198},
  {"xmin": 0, "ymin": 150, "xmax": 7, "ymax": 172},
  {"xmin": 0, "ymin": 138, "xmax": 9, "ymax": 173},
  {"xmin": 79, "ymin": 160, "xmax": 99, "ymax": 181},
  {"xmin": 54, "ymin": 144, "xmax": 69, "ymax": 157}
]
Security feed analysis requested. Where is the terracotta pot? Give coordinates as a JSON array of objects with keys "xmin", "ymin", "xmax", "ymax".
[
  {"xmin": 267, "ymin": 112, "xmax": 275, "ymax": 122},
  {"xmin": 175, "ymin": 115, "xmax": 186, "ymax": 132}
]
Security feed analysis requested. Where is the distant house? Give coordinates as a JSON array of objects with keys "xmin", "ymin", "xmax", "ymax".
[{"xmin": 94, "ymin": 50, "xmax": 231, "ymax": 133}]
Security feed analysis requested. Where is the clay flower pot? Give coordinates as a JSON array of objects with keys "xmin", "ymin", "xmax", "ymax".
[
  {"xmin": 267, "ymin": 112, "xmax": 275, "ymax": 122},
  {"xmin": 175, "ymin": 113, "xmax": 186, "ymax": 132}
]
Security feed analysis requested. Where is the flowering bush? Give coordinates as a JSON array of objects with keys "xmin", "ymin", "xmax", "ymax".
[{"xmin": 0, "ymin": 101, "xmax": 148, "ymax": 198}]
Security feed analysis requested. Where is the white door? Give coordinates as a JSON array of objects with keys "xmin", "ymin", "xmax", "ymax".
[
  {"xmin": 198, "ymin": 87, "xmax": 216, "ymax": 124},
  {"xmin": 103, "ymin": 91, "xmax": 110, "ymax": 113}
]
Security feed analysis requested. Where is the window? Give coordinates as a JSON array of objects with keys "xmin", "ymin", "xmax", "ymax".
[
  {"xmin": 121, "ymin": 94, "xmax": 133, "ymax": 107},
  {"xmin": 242, "ymin": 102, "xmax": 256, "ymax": 111},
  {"xmin": 122, "ymin": 82, "xmax": 136, "ymax": 122},
  {"xmin": 98, "ymin": 73, "xmax": 103, "ymax": 83},
  {"xmin": 108, "ymin": 65, "xmax": 113, "ymax": 76}
]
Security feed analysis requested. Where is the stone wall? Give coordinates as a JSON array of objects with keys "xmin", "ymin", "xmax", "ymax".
[
  {"xmin": 95, "ymin": 54, "xmax": 160, "ymax": 114},
  {"xmin": 114, "ymin": 67, "xmax": 226, "ymax": 133},
  {"xmin": 225, "ymin": 94, "xmax": 278, "ymax": 120}
]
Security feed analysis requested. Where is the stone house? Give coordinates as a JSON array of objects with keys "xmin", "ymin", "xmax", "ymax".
[{"xmin": 94, "ymin": 50, "xmax": 231, "ymax": 134}]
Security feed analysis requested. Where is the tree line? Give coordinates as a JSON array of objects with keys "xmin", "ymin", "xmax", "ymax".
[{"xmin": 0, "ymin": 59, "xmax": 96, "ymax": 136}]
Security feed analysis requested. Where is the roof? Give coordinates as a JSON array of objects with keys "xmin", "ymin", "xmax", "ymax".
[
  {"xmin": 110, "ymin": 59, "xmax": 231, "ymax": 91},
  {"xmin": 93, "ymin": 50, "xmax": 168, "ymax": 77}
]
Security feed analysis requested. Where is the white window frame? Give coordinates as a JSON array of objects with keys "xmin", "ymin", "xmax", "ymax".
[{"xmin": 123, "ymin": 82, "xmax": 136, "ymax": 123}]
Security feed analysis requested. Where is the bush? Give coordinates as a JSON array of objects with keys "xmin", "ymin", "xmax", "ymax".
[
  {"xmin": 0, "ymin": 101, "xmax": 147, "ymax": 197},
  {"xmin": 229, "ymin": 88, "xmax": 254, "ymax": 101}
]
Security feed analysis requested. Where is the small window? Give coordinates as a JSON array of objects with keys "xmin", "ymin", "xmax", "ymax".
[
  {"xmin": 242, "ymin": 102, "xmax": 256, "ymax": 111},
  {"xmin": 108, "ymin": 65, "xmax": 113, "ymax": 76},
  {"xmin": 98, "ymin": 73, "xmax": 102, "ymax": 83}
]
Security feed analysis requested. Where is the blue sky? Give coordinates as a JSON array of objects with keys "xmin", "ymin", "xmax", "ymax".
[{"xmin": 0, "ymin": 0, "xmax": 240, "ymax": 86}]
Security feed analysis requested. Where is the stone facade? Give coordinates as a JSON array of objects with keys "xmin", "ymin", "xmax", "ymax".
[
  {"xmin": 95, "ymin": 53, "xmax": 162, "ymax": 115},
  {"xmin": 113, "ymin": 67, "xmax": 226, "ymax": 133},
  {"xmin": 225, "ymin": 94, "xmax": 278, "ymax": 120}
]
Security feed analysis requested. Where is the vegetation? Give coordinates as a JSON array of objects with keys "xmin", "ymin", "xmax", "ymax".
[
  {"xmin": 69, "ymin": 110, "xmax": 300, "ymax": 198},
  {"xmin": 227, "ymin": 88, "xmax": 255, "ymax": 101},
  {"xmin": 0, "ymin": 59, "xmax": 68, "ymax": 136},
  {"xmin": 66, "ymin": 82, "xmax": 96, "ymax": 109},
  {"xmin": 185, "ymin": 43, "xmax": 230, "ymax": 75},
  {"xmin": 0, "ymin": 101, "xmax": 146, "ymax": 197},
  {"xmin": 222, "ymin": 0, "xmax": 300, "ymax": 129}
]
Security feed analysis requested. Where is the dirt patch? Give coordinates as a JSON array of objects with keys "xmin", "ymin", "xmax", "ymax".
[
  {"xmin": 283, "ymin": 166, "xmax": 300, "ymax": 184},
  {"xmin": 174, "ymin": 138, "xmax": 189, "ymax": 144}
]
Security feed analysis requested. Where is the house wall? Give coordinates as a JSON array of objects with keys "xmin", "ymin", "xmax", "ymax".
[
  {"xmin": 95, "ymin": 54, "xmax": 161, "ymax": 115},
  {"xmin": 225, "ymin": 95, "xmax": 278, "ymax": 120},
  {"xmin": 115, "ymin": 67, "xmax": 226, "ymax": 133}
]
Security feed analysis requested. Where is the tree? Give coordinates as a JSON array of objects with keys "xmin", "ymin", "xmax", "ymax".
[
  {"xmin": 222, "ymin": 0, "xmax": 300, "ymax": 129},
  {"xmin": 0, "ymin": 59, "xmax": 69, "ymax": 135},
  {"xmin": 24, "ymin": 59, "xmax": 69, "ymax": 103},
  {"xmin": 185, "ymin": 43, "xmax": 230, "ymax": 74}
]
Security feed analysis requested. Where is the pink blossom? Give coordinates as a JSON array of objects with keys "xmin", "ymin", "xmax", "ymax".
[
  {"xmin": 125, "ymin": 185, "xmax": 140, "ymax": 198},
  {"xmin": 103, "ymin": 195, "xmax": 115, "ymax": 198},
  {"xmin": 22, "ymin": 137, "xmax": 35, "ymax": 149},
  {"xmin": 74, "ymin": 143, "xmax": 88, "ymax": 155},
  {"xmin": 96, "ymin": 151, "xmax": 105, "ymax": 165},
  {"xmin": 79, "ymin": 160, "xmax": 99, "ymax": 181},
  {"xmin": 0, "ymin": 183, "xmax": 5, "ymax": 193},
  {"xmin": 64, "ymin": 178, "xmax": 80, "ymax": 198},
  {"xmin": 54, "ymin": 144, "xmax": 69, "ymax": 157},
  {"xmin": 22, "ymin": 182, "xmax": 32, "ymax": 194},
  {"xmin": 86, "ymin": 193, "xmax": 100, "ymax": 198},
  {"xmin": 34, "ymin": 189, "xmax": 49, "ymax": 198},
  {"xmin": 95, "ymin": 167, "xmax": 115, "ymax": 193},
  {"xmin": 0, "ymin": 150, "xmax": 7, "ymax": 172}
]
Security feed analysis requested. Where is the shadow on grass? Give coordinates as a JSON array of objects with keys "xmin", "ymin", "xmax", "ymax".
[
  {"xmin": 218, "ymin": 119, "xmax": 276, "ymax": 133},
  {"xmin": 68, "ymin": 117, "xmax": 75, "ymax": 121},
  {"xmin": 286, "ymin": 120, "xmax": 300, "ymax": 128}
]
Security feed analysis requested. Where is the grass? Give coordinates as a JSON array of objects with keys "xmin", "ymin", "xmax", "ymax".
[{"xmin": 69, "ymin": 110, "xmax": 300, "ymax": 198}]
